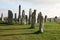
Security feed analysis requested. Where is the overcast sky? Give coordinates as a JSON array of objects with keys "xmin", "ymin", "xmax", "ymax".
[{"xmin": 0, "ymin": 0, "xmax": 60, "ymax": 18}]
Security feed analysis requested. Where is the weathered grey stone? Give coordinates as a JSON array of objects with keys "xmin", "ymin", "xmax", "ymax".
[
  {"xmin": 29, "ymin": 9, "xmax": 32, "ymax": 24},
  {"xmin": 31, "ymin": 12, "xmax": 35, "ymax": 28},
  {"xmin": 30, "ymin": 10, "xmax": 36, "ymax": 28},
  {"xmin": 37, "ymin": 13, "xmax": 40, "ymax": 23},
  {"xmin": 39, "ymin": 12, "xmax": 44, "ymax": 33},
  {"xmin": 44, "ymin": 15, "xmax": 47, "ymax": 22},
  {"xmin": 8, "ymin": 10, "xmax": 13, "ymax": 24},
  {"xmin": 34, "ymin": 10, "xmax": 36, "ymax": 24},
  {"xmin": 21, "ymin": 10, "xmax": 26, "ymax": 24},
  {"xmin": 18, "ymin": 5, "xmax": 21, "ymax": 23},
  {"xmin": 47, "ymin": 18, "xmax": 54, "ymax": 22},
  {"xmin": 54, "ymin": 16, "xmax": 57, "ymax": 22},
  {"xmin": 1, "ymin": 13, "xmax": 4, "ymax": 22},
  {"xmin": 15, "ymin": 13, "xmax": 17, "ymax": 22},
  {"xmin": 50, "ymin": 18, "xmax": 51, "ymax": 22},
  {"xmin": 25, "ymin": 15, "xmax": 28, "ymax": 24}
]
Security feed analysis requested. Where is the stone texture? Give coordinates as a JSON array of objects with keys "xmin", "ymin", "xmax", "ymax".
[
  {"xmin": 54, "ymin": 16, "xmax": 57, "ymax": 22},
  {"xmin": 37, "ymin": 13, "xmax": 40, "ymax": 23},
  {"xmin": 15, "ymin": 13, "xmax": 17, "ymax": 22},
  {"xmin": 39, "ymin": 12, "xmax": 44, "ymax": 33},
  {"xmin": 34, "ymin": 10, "xmax": 36, "ymax": 24},
  {"xmin": 31, "ymin": 10, "xmax": 36, "ymax": 28},
  {"xmin": 44, "ymin": 15, "xmax": 47, "ymax": 22},
  {"xmin": 21, "ymin": 10, "xmax": 26, "ymax": 24},
  {"xmin": 18, "ymin": 5, "xmax": 21, "ymax": 23},
  {"xmin": 29, "ymin": 9, "xmax": 32, "ymax": 24},
  {"xmin": 25, "ymin": 15, "xmax": 28, "ymax": 24},
  {"xmin": 50, "ymin": 18, "xmax": 51, "ymax": 22},
  {"xmin": 31, "ymin": 12, "xmax": 35, "ymax": 28},
  {"xmin": 8, "ymin": 10, "xmax": 13, "ymax": 24}
]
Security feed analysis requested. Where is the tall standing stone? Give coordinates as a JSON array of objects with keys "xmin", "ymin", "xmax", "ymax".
[
  {"xmin": 36, "ymin": 12, "xmax": 44, "ymax": 33},
  {"xmin": 18, "ymin": 5, "xmax": 21, "ymax": 23},
  {"xmin": 8, "ymin": 10, "xmax": 13, "ymax": 24},
  {"xmin": 31, "ymin": 10, "xmax": 36, "ymax": 28},
  {"xmin": 37, "ymin": 13, "xmax": 40, "ymax": 23},
  {"xmin": 1, "ymin": 13, "xmax": 4, "ymax": 22},
  {"xmin": 30, "ymin": 10, "xmax": 36, "ymax": 28},
  {"xmin": 15, "ymin": 13, "xmax": 17, "ymax": 22},
  {"xmin": 50, "ymin": 18, "xmax": 51, "ymax": 22},
  {"xmin": 25, "ymin": 15, "xmax": 28, "ymax": 24},
  {"xmin": 21, "ymin": 10, "xmax": 26, "ymax": 24},
  {"xmin": 31, "ymin": 12, "xmax": 35, "ymax": 28},
  {"xmin": 54, "ymin": 16, "xmax": 57, "ymax": 22},
  {"xmin": 34, "ymin": 10, "xmax": 36, "ymax": 24},
  {"xmin": 44, "ymin": 15, "xmax": 47, "ymax": 22},
  {"xmin": 29, "ymin": 9, "xmax": 32, "ymax": 24}
]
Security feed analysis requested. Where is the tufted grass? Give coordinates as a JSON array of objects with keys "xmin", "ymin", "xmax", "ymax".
[{"xmin": 0, "ymin": 22, "xmax": 60, "ymax": 40}]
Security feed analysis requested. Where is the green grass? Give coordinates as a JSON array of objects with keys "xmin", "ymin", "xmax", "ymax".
[{"xmin": 0, "ymin": 22, "xmax": 60, "ymax": 40}]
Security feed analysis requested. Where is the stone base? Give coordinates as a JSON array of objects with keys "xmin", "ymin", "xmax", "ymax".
[
  {"xmin": 29, "ymin": 26, "xmax": 35, "ymax": 29},
  {"xmin": 34, "ymin": 30, "xmax": 43, "ymax": 34}
]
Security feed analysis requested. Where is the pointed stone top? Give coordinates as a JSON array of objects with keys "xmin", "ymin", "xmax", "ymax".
[
  {"xmin": 22, "ymin": 10, "xmax": 25, "ymax": 12},
  {"xmin": 40, "ymin": 12, "xmax": 42, "ymax": 16},
  {"xmin": 55, "ymin": 16, "xmax": 57, "ymax": 18},
  {"xmin": 29, "ymin": 8, "xmax": 32, "ymax": 10},
  {"xmin": 34, "ymin": 9, "xmax": 36, "ymax": 11},
  {"xmin": 45, "ymin": 15, "xmax": 47, "ymax": 17},
  {"xmin": 8, "ymin": 10, "xmax": 12, "ymax": 12},
  {"xmin": 19, "ymin": 5, "xmax": 21, "ymax": 6}
]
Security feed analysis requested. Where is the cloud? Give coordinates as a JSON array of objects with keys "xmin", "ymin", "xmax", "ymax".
[
  {"xmin": 0, "ymin": 0, "xmax": 60, "ymax": 18},
  {"xmin": 21, "ymin": 0, "xmax": 60, "ymax": 5},
  {"xmin": 34, "ymin": 0, "xmax": 60, "ymax": 5},
  {"xmin": 0, "ymin": 0, "xmax": 60, "ymax": 5},
  {"xmin": 0, "ymin": 8, "xmax": 19, "ymax": 18},
  {"xmin": 0, "ymin": 0, "xmax": 17, "ymax": 2},
  {"xmin": 0, "ymin": 8, "xmax": 8, "ymax": 17}
]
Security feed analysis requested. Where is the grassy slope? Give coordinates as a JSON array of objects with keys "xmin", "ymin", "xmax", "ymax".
[{"xmin": 0, "ymin": 22, "xmax": 60, "ymax": 40}]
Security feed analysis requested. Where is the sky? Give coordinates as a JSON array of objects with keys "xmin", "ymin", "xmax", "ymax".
[{"xmin": 0, "ymin": 0, "xmax": 60, "ymax": 18}]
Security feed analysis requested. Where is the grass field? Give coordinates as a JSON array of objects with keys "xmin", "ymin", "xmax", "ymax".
[{"xmin": 0, "ymin": 22, "xmax": 60, "ymax": 40}]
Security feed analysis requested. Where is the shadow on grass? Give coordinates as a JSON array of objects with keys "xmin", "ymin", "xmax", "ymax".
[
  {"xmin": 0, "ymin": 27, "xmax": 32, "ymax": 30},
  {"xmin": 0, "ymin": 32, "xmax": 42, "ymax": 36},
  {"xmin": 0, "ymin": 23, "xmax": 30, "ymax": 26},
  {"xmin": 0, "ymin": 23, "xmax": 24, "ymax": 26},
  {"xmin": 0, "ymin": 24, "xmax": 9, "ymax": 26},
  {"xmin": 0, "ymin": 33, "xmax": 32, "ymax": 36},
  {"xmin": 0, "ymin": 23, "xmax": 14, "ymax": 26}
]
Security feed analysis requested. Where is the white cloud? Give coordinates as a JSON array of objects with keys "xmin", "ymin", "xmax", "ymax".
[
  {"xmin": 0, "ymin": 8, "xmax": 8, "ymax": 17},
  {"xmin": 41, "ymin": 3, "xmax": 60, "ymax": 18},
  {"xmin": 0, "ymin": 0, "xmax": 60, "ymax": 18},
  {"xmin": 0, "ymin": 0, "xmax": 60, "ymax": 5},
  {"xmin": 0, "ymin": 0, "xmax": 17, "ymax": 2},
  {"xmin": 20, "ymin": 0, "xmax": 60, "ymax": 5},
  {"xmin": 34, "ymin": 0, "xmax": 60, "ymax": 5}
]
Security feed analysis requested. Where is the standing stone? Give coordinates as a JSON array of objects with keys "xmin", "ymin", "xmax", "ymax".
[
  {"xmin": 37, "ymin": 13, "xmax": 40, "ymax": 23},
  {"xmin": 34, "ymin": 10, "xmax": 36, "ymax": 24},
  {"xmin": 18, "ymin": 5, "xmax": 21, "ymax": 23},
  {"xmin": 8, "ymin": 10, "xmax": 13, "ymax": 24},
  {"xmin": 25, "ymin": 15, "xmax": 28, "ymax": 24},
  {"xmin": 15, "ymin": 13, "xmax": 17, "ymax": 22},
  {"xmin": 21, "ymin": 10, "xmax": 26, "ymax": 24},
  {"xmin": 50, "ymin": 18, "xmax": 51, "ymax": 22},
  {"xmin": 1, "ymin": 13, "xmax": 4, "ymax": 22},
  {"xmin": 31, "ymin": 12, "xmax": 35, "ymax": 28},
  {"xmin": 37, "ymin": 12, "xmax": 44, "ymax": 33},
  {"xmin": 30, "ymin": 10, "xmax": 36, "ymax": 28},
  {"xmin": 44, "ymin": 15, "xmax": 47, "ymax": 22},
  {"xmin": 54, "ymin": 16, "xmax": 57, "ymax": 22},
  {"xmin": 29, "ymin": 9, "xmax": 32, "ymax": 24}
]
